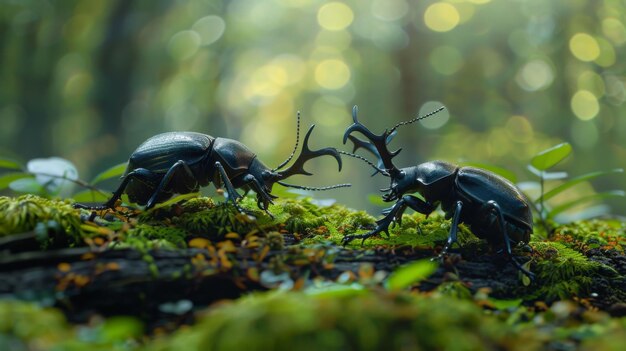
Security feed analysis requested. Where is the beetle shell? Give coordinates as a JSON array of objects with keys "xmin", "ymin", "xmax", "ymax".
[
  {"xmin": 451, "ymin": 167, "xmax": 532, "ymax": 245},
  {"xmin": 124, "ymin": 132, "xmax": 216, "ymax": 204}
]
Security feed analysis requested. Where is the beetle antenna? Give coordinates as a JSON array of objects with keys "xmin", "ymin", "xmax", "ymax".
[
  {"xmin": 389, "ymin": 106, "xmax": 445, "ymax": 134},
  {"xmin": 277, "ymin": 181, "xmax": 351, "ymax": 191},
  {"xmin": 273, "ymin": 111, "xmax": 301, "ymax": 171},
  {"xmin": 339, "ymin": 151, "xmax": 390, "ymax": 177}
]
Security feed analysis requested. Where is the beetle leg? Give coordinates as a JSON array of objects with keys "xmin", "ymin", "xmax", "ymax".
[
  {"xmin": 214, "ymin": 161, "xmax": 248, "ymax": 214},
  {"xmin": 481, "ymin": 200, "xmax": 536, "ymax": 281},
  {"xmin": 402, "ymin": 195, "xmax": 436, "ymax": 234},
  {"xmin": 241, "ymin": 174, "xmax": 275, "ymax": 218},
  {"xmin": 439, "ymin": 200, "xmax": 463, "ymax": 258},
  {"xmin": 343, "ymin": 194, "xmax": 435, "ymax": 245},
  {"xmin": 74, "ymin": 168, "xmax": 160, "ymax": 210},
  {"xmin": 145, "ymin": 160, "xmax": 197, "ymax": 209},
  {"xmin": 342, "ymin": 198, "xmax": 407, "ymax": 244}
]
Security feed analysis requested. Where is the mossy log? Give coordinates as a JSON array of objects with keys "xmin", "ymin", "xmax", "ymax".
[{"xmin": 2, "ymin": 194, "xmax": 626, "ymax": 330}]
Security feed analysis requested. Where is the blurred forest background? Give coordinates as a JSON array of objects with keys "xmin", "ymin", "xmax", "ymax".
[{"xmin": 0, "ymin": 0, "xmax": 624, "ymax": 214}]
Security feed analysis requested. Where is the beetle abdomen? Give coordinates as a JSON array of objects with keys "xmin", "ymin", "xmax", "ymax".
[
  {"xmin": 455, "ymin": 167, "xmax": 532, "ymax": 244},
  {"xmin": 128, "ymin": 132, "xmax": 214, "ymax": 173}
]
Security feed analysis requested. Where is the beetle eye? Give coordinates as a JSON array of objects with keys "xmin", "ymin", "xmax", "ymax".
[{"xmin": 398, "ymin": 171, "xmax": 406, "ymax": 179}]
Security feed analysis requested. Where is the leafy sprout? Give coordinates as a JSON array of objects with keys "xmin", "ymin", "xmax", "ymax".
[{"xmin": 522, "ymin": 143, "xmax": 624, "ymax": 236}]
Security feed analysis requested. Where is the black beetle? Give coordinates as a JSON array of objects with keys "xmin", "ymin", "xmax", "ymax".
[
  {"xmin": 341, "ymin": 106, "xmax": 534, "ymax": 279},
  {"xmin": 75, "ymin": 112, "xmax": 349, "ymax": 215}
]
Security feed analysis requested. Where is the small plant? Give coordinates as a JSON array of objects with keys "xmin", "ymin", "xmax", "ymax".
[
  {"xmin": 0, "ymin": 155, "xmax": 127, "ymax": 202},
  {"xmin": 520, "ymin": 142, "xmax": 624, "ymax": 235}
]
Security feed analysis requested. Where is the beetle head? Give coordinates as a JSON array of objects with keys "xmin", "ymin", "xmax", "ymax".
[{"xmin": 381, "ymin": 168, "xmax": 416, "ymax": 202}]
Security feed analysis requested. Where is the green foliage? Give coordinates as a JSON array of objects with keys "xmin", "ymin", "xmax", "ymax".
[
  {"xmin": 385, "ymin": 259, "xmax": 438, "ymax": 291},
  {"xmin": 525, "ymin": 143, "xmax": 624, "ymax": 230},
  {"xmin": 530, "ymin": 143, "xmax": 572, "ymax": 171},
  {"xmin": 90, "ymin": 162, "xmax": 128, "ymax": 185}
]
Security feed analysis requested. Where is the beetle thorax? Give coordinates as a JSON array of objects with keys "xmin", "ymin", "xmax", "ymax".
[{"xmin": 414, "ymin": 161, "xmax": 458, "ymax": 202}]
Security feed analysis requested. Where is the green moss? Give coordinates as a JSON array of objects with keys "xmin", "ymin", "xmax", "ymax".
[
  {"xmin": 529, "ymin": 242, "xmax": 617, "ymax": 301},
  {"xmin": 435, "ymin": 281, "xmax": 474, "ymax": 300},
  {"xmin": 124, "ymin": 224, "xmax": 189, "ymax": 249},
  {"xmin": 0, "ymin": 195, "xmax": 84, "ymax": 247},
  {"xmin": 149, "ymin": 290, "xmax": 540, "ymax": 351},
  {"xmin": 268, "ymin": 198, "xmax": 327, "ymax": 234},
  {"xmin": 137, "ymin": 197, "xmax": 261, "ymax": 240},
  {"xmin": 333, "ymin": 211, "xmax": 477, "ymax": 249},
  {"xmin": 552, "ymin": 219, "xmax": 626, "ymax": 253},
  {"xmin": 0, "ymin": 300, "xmax": 142, "ymax": 350}
]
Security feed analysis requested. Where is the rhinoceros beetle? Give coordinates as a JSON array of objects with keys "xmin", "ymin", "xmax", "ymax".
[
  {"xmin": 74, "ymin": 112, "xmax": 349, "ymax": 215},
  {"xmin": 341, "ymin": 106, "xmax": 534, "ymax": 279}
]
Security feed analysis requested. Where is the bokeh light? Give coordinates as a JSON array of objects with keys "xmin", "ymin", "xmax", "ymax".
[
  {"xmin": 315, "ymin": 59, "xmax": 351, "ymax": 90},
  {"xmin": 371, "ymin": 0, "xmax": 408, "ymax": 22},
  {"xmin": 317, "ymin": 2, "xmax": 354, "ymax": 31},
  {"xmin": 515, "ymin": 59, "xmax": 554, "ymax": 91},
  {"xmin": 424, "ymin": 2, "xmax": 460, "ymax": 32},
  {"xmin": 569, "ymin": 33, "xmax": 600, "ymax": 62},
  {"xmin": 192, "ymin": 15, "xmax": 226, "ymax": 46},
  {"xmin": 168, "ymin": 30, "xmax": 201, "ymax": 61},
  {"xmin": 419, "ymin": 101, "xmax": 449, "ymax": 130},
  {"xmin": 505, "ymin": 115, "xmax": 534, "ymax": 143},
  {"xmin": 429, "ymin": 46, "xmax": 463, "ymax": 76},
  {"xmin": 577, "ymin": 71, "xmax": 605, "ymax": 98},
  {"xmin": 571, "ymin": 90, "xmax": 600, "ymax": 121},
  {"xmin": 1, "ymin": 0, "xmax": 625, "ymax": 215}
]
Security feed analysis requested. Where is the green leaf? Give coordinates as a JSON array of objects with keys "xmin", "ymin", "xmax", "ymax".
[
  {"xmin": 304, "ymin": 283, "xmax": 368, "ymax": 298},
  {"xmin": 541, "ymin": 169, "xmax": 624, "ymax": 202},
  {"xmin": 368, "ymin": 193, "xmax": 388, "ymax": 207},
  {"xmin": 72, "ymin": 189, "xmax": 111, "ymax": 203},
  {"xmin": 530, "ymin": 142, "xmax": 572, "ymax": 171},
  {"xmin": 488, "ymin": 298, "xmax": 523, "ymax": 310},
  {"xmin": 0, "ymin": 172, "xmax": 32, "ymax": 190},
  {"xmin": 150, "ymin": 192, "xmax": 200, "ymax": 210},
  {"xmin": 90, "ymin": 162, "xmax": 128, "ymax": 184},
  {"xmin": 385, "ymin": 259, "xmax": 438, "ymax": 291},
  {"xmin": 0, "ymin": 157, "xmax": 24, "ymax": 171},
  {"xmin": 9, "ymin": 177, "xmax": 46, "ymax": 195},
  {"xmin": 27, "ymin": 157, "xmax": 78, "ymax": 195},
  {"xmin": 461, "ymin": 162, "xmax": 517, "ymax": 183},
  {"xmin": 547, "ymin": 190, "xmax": 626, "ymax": 219},
  {"xmin": 100, "ymin": 316, "xmax": 143, "ymax": 342}
]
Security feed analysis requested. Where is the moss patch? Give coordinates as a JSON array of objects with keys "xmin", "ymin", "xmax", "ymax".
[
  {"xmin": 0, "ymin": 195, "xmax": 84, "ymax": 247},
  {"xmin": 529, "ymin": 241, "xmax": 617, "ymax": 301},
  {"xmin": 148, "ymin": 290, "xmax": 540, "ymax": 351}
]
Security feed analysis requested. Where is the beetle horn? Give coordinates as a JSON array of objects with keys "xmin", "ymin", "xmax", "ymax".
[
  {"xmin": 343, "ymin": 105, "xmax": 401, "ymax": 175},
  {"xmin": 277, "ymin": 124, "xmax": 342, "ymax": 179}
]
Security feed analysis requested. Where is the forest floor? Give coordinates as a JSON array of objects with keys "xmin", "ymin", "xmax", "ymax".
[{"xmin": 2, "ymin": 194, "xmax": 626, "ymax": 350}]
